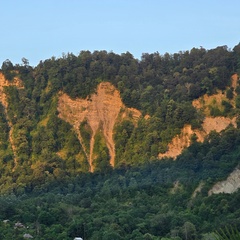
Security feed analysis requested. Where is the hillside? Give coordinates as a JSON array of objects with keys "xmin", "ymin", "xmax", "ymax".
[
  {"xmin": 0, "ymin": 45, "xmax": 240, "ymax": 185},
  {"xmin": 0, "ymin": 44, "xmax": 240, "ymax": 238},
  {"xmin": 57, "ymin": 82, "xmax": 141, "ymax": 172},
  {"xmin": 159, "ymin": 73, "xmax": 239, "ymax": 159}
]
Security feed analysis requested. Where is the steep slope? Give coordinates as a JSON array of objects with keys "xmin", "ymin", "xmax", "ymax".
[
  {"xmin": 208, "ymin": 168, "xmax": 240, "ymax": 195},
  {"xmin": 0, "ymin": 72, "xmax": 24, "ymax": 168},
  {"xmin": 159, "ymin": 74, "xmax": 239, "ymax": 160},
  {"xmin": 58, "ymin": 82, "xmax": 141, "ymax": 171},
  {"xmin": 192, "ymin": 73, "xmax": 239, "ymax": 114},
  {"xmin": 158, "ymin": 117, "xmax": 237, "ymax": 159},
  {"xmin": 0, "ymin": 72, "xmax": 23, "ymax": 108},
  {"xmin": 231, "ymin": 73, "xmax": 238, "ymax": 91}
]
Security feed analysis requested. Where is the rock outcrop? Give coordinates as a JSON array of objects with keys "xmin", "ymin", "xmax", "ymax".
[
  {"xmin": 208, "ymin": 168, "xmax": 240, "ymax": 195},
  {"xmin": 0, "ymin": 72, "xmax": 24, "ymax": 169},
  {"xmin": 58, "ymin": 82, "xmax": 141, "ymax": 171}
]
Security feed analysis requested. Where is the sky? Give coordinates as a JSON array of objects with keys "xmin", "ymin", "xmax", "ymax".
[{"xmin": 1, "ymin": 0, "xmax": 240, "ymax": 67}]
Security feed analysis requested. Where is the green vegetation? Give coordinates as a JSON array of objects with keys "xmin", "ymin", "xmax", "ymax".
[
  {"xmin": 0, "ymin": 44, "xmax": 240, "ymax": 239},
  {"xmin": 214, "ymin": 226, "xmax": 240, "ymax": 240},
  {"xmin": 0, "ymin": 140, "xmax": 240, "ymax": 239}
]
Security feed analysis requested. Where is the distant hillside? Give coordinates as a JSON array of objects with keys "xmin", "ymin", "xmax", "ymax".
[
  {"xmin": 0, "ymin": 44, "xmax": 240, "ymax": 193},
  {"xmin": 1, "ymin": 44, "xmax": 240, "ymax": 239}
]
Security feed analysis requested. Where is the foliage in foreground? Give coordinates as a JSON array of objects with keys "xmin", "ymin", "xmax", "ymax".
[
  {"xmin": 214, "ymin": 226, "xmax": 240, "ymax": 240},
  {"xmin": 0, "ymin": 134, "xmax": 240, "ymax": 239}
]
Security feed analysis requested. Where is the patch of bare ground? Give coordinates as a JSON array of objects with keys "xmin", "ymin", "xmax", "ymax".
[
  {"xmin": 58, "ymin": 82, "xmax": 141, "ymax": 172},
  {"xmin": 158, "ymin": 117, "xmax": 236, "ymax": 160},
  {"xmin": 208, "ymin": 168, "xmax": 240, "ymax": 195},
  {"xmin": 0, "ymin": 72, "xmax": 24, "ymax": 170},
  {"xmin": 159, "ymin": 74, "xmax": 238, "ymax": 160},
  {"xmin": 192, "ymin": 91, "xmax": 227, "ymax": 115},
  {"xmin": 192, "ymin": 74, "xmax": 239, "ymax": 113},
  {"xmin": 191, "ymin": 182, "xmax": 204, "ymax": 199},
  {"xmin": 170, "ymin": 181, "xmax": 182, "ymax": 194},
  {"xmin": 231, "ymin": 73, "xmax": 239, "ymax": 91}
]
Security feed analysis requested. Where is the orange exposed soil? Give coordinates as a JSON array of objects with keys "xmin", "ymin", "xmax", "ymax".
[
  {"xmin": 192, "ymin": 74, "xmax": 239, "ymax": 114},
  {"xmin": 202, "ymin": 116, "xmax": 236, "ymax": 134},
  {"xmin": 0, "ymin": 72, "xmax": 23, "ymax": 107},
  {"xmin": 159, "ymin": 74, "xmax": 238, "ymax": 160},
  {"xmin": 192, "ymin": 90, "xmax": 227, "ymax": 116},
  {"xmin": 158, "ymin": 124, "xmax": 202, "ymax": 159},
  {"xmin": 0, "ymin": 72, "xmax": 24, "ymax": 169},
  {"xmin": 58, "ymin": 82, "xmax": 141, "ymax": 172},
  {"xmin": 231, "ymin": 73, "xmax": 238, "ymax": 90},
  {"xmin": 158, "ymin": 117, "xmax": 236, "ymax": 160}
]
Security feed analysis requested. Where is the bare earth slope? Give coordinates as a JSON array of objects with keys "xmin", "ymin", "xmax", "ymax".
[
  {"xmin": 192, "ymin": 73, "xmax": 239, "ymax": 113},
  {"xmin": 0, "ymin": 72, "xmax": 24, "ymax": 168},
  {"xmin": 0, "ymin": 72, "xmax": 23, "ymax": 108},
  {"xmin": 158, "ymin": 117, "xmax": 237, "ymax": 159},
  {"xmin": 159, "ymin": 74, "xmax": 239, "ymax": 160},
  {"xmin": 208, "ymin": 168, "xmax": 240, "ymax": 195},
  {"xmin": 58, "ymin": 82, "xmax": 141, "ymax": 172}
]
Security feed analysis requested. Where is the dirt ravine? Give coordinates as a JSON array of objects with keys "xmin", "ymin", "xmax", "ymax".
[
  {"xmin": 0, "ymin": 72, "xmax": 24, "ymax": 169},
  {"xmin": 58, "ymin": 82, "xmax": 141, "ymax": 172}
]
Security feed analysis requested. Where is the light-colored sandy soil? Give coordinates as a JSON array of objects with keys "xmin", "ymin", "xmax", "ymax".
[
  {"xmin": 191, "ymin": 182, "xmax": 204, "ymax": 198},
  {"xmin": 208, "ymin": 168, "xmax": 240, "ymax": 195}
]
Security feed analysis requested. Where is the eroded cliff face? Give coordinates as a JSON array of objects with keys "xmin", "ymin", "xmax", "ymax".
[
  {"xmin": 208, "ymin": 168, "xmax": 240, "ymax": 195},
  {"xmin": 158, "ymin": 125, "xmax": 202, "ymax": 159},
  {"xmin": 159, "ymin": 74, "xmax": 239, "ymax": 160},
  {"xmin": 0, "ymin": 72, "xmax": 23, "ymax": 108},
  {"xmin": 158, "ymin": 116, "xmax": 237, "ymax": 160},
  {"xmin": 0, "ymin": 72, "xmax": 24, "ymax": 168},
  {"xmin": 58, "ymin": 82, "xmax": 141, "ymax": 172}
]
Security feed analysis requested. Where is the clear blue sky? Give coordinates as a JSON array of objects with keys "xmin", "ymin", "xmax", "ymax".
[{"xmin": 1, "ymin": 0, "xmax": 240, "ymax": 66}]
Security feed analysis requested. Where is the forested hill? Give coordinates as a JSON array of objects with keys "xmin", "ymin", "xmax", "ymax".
[
  {"xmin": 0, "ymin": 44, "xmax": 240, "ymax": 193},
  {"xmin": 1, "ymin": 44, "xmax": 240, "ymax": 239}
]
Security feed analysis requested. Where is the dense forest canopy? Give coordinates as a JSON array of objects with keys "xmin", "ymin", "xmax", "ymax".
[{"xmin": 0, "ymin": 44, "xmax": 240, "ymax": 239}]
